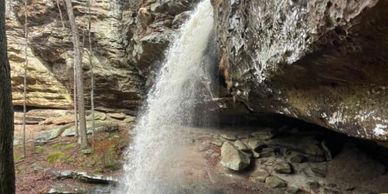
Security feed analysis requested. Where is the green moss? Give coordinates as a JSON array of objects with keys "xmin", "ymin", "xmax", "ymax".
[
  {"xmin": 52, "ymin": 142, "xmax": 77, "ymax": 151},
  {"xmin": 52, "ymin": 143, "xmax": 66, "ymax": 150},
  {"xmin": 47, "ymin": 151, "xmax": 65, "ymax": 164},
  {"xmin": 102, "ymin": 146, "xmax": 120, "ymax": 171},
  {"xmin": 35, "ymin": 146, "xmax": 44, "ymax": 154},
  {"xmin": 14, "ymin": 152, "xmax": 23, "ymax": 162},
  {"xmin": 63, "ymin": 143, "xmax": 76, "ymax": 150}
]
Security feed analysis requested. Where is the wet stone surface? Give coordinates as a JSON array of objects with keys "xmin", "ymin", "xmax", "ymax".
[{"xmin": 194, "ymin": 123, "xmax": 388, "ymax": 194}]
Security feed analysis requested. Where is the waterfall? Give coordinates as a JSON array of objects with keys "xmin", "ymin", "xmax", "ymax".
[{"xmin": 120, "ymin": 0, "xmax": 214, "ymax": 193}]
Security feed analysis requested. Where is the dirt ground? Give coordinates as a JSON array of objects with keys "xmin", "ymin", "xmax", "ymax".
[
  {"xmin": 12, "ymin": 110, "xmax": 388, "ymax": 194},
  {"xmin": 13, "ymin": 120, "xmax": 132, "ymax": 194}
]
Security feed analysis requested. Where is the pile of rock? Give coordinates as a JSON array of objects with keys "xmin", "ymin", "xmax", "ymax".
[
  {"xmin": 213, "ymin": 127, "xmax": 340, "ymax": 193},
  {"xmin": 32, "ymin": 110, "xmax": 136, "ymax": 145}
]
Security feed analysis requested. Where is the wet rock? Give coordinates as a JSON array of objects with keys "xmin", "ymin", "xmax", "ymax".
[
  {"xmin": 124, "ymin": 116, "xmax": 136, "ymax": 123},
  {"xmin": 46, "ymin": 184, "xmax": 85, "ymax": 194},
  {"xmin": 76, "ymin": 172, "xmax": 118, "ymax": 185},
  {"xmin": 274, "ymin": 160, "xmax": 293, "ymax": 174},
  {"xmin": 89, "ymin": 185, "xmax": 116, "ymax": 194},
  {"xmin": 221, "ymin": 134, "xmax": 238, "ymax": 141},
  {"xmin": 52, "ymin": 170, "xmax": 118, "ymax": 185},
  {"xmin": 247, "ymin": 137, "xmax": 266, "ymax": 151},
  {"xmin": 250, "ymin": 168, "xmax": 270, "ymax": 183},
  {"xmin": 220, "ymin": 142, "xmax": 251, "ymax": 171},
  {"xmin": 172, "ymin": 11, "xmax": 191, "ymax": 28},
  {"xmin": 265, "ymin": 176, "xmax": 287, "ymax": 188},
  {"xmin": 233, "ymin": 140, "xmax": 249, "ymax": 152}
]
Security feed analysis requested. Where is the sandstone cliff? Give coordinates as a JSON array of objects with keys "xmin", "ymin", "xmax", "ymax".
[
  {"xmin": 212, "ymin": 0, "xmax": 388, "ymax": 141},
  {"xmin": 6, "ymin": 0, "xmax": 197, "ymax": 110}
]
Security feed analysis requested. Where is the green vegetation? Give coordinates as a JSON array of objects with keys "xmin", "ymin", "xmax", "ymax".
[{"xmin": 47, "ymin": 151, "xmax": 65, "ymax": 164}]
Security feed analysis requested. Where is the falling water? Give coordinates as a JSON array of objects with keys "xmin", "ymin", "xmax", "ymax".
[{"xmin": 120, "ymin": 0, "xmax": 214, "ymax": 193}]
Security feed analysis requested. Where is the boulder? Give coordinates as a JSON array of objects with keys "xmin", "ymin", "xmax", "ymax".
[
  {"xmin": 221, "ymin": 134, "xmax": 238, "ymax": 141},
  {"xmin": 86, "ymin": 112, "xmax": 107, "ymax": 121},
  {"xmin": 233, "ymin": 140, "xmax": 249, "ymax": 152},
  {"xmin": 46, "ymin": 184, "xmax": 85, "ymax": 194},
  {"xmin": 61, "ymin": 120, "xmax": 119, "ymax": 137},
  {"xmin": 52, "ymin": 170, "xmax": 118, "ymax": 185},
  {"xmin": 250, "ymin": 168, "xmax": 270, "ymax": 183},
  {"xmin": 108, "ymin": 113, "xmax": 126, "ymax": 120},
  {"xmin": 220, "ymin": 142, "xmax": 251, "ymax": 171},
  {"xmin": 247, "ymin": 137, "xmax": 265, "ymax": 151},
  {"xmin": 273, "ymin": 161, "xmax": 293, "ymax": 174},
  {"xmin": 34, "ymin": 124, "xmax": 72, "ymax": 145},
  {"xmin": 265, "ymin": 176, "xmax": 287, "ymax": 188}
]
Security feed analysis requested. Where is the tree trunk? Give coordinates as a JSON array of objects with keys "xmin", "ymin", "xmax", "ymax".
[
  {"xmin": 88, "ymin": 0, "xmax": 95, "ymax": 138},
  {"xmin": 64, "ymin": 0, "xmax": 89, "ymax": 150},
  {"xmin": 0, "ymin": 1, "xmax": 16, "ymax": 193},
  {"xmin": 22, "ymin": 0, "xmax": 28, "ymax": 158},
  {"xmin": 56, "ymin": 0, "xmax": 65, "ymax": 29}
]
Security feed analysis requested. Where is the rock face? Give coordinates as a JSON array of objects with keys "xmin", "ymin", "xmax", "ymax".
[
  {"xmin": 212, "ymin": 0, "xmax": 388, "ymax": 141},
  {"xmin": 220, "ymin": 141, "xmax": 250, "ymax": 171},
  {"xmin": 6, "ymin": 0, "xmax": 198, "ymax": 110}
]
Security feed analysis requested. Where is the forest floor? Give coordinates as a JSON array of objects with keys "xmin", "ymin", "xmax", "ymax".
[
  {"xmin": 12, "ymin": 109, "xmax": 388, "ymax": 194},
  {"xmin": 13, "ymin": 109, "xmax": 133, "ymax": 194}
]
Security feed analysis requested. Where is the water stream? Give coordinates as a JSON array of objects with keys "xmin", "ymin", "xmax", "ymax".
[{"xmin": 120, "ymin": 1, "xmax": 214, "ymax": 193}]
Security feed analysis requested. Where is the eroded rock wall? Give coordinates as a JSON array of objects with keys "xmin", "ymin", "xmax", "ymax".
[
  {"xmin": 6, "ymin": 0, "xmax": 198, "ymax": 110},
  {"xmin": 212, "ymin": 0, "xmax": 388, "ymax": 141}
]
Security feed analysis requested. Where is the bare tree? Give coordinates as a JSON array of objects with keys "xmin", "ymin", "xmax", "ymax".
[
  {"xmin": 0, "ymin": 1, "xmax": 16, "ymax": 193},
  {"xmin": 64, "ymin": 0, "xmax": 89, "ymax": 150},
  {"xmin": 56, "ymin": 0, "xmax": 65, "ymax": 29},
  {"xmin": 74, "ymin": 68, "xmax": 79, "ymax": 140},
  {"xmin": 88, "ymin": 0, "xmax": 95, "ymax": 137},
  {"xmin": 6, "ymin": 0, "xmax": 11, "ymax": 17},
  {"xmin": 22, "ymin": 0, "xmax": 28, "ymax": 158}
]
